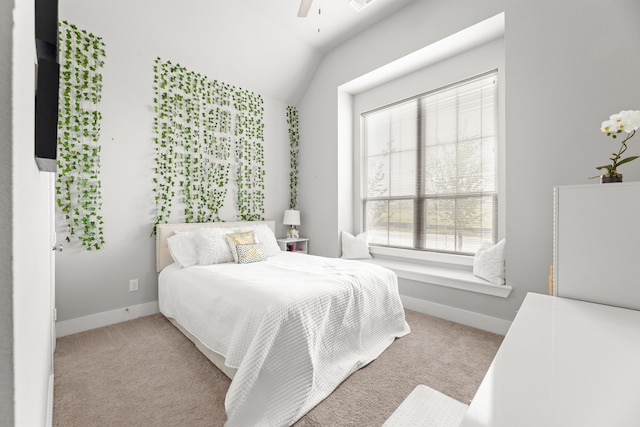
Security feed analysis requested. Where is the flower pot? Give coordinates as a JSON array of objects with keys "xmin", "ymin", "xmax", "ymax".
[{"xmin": 600, "ymin": 174, "xmax": 623, "ymax": 184}]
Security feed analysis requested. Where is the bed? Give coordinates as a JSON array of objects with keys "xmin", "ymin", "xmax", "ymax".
[{"xmin": 156, "ymin": 220, "xmax": 410, "ymax": 426}]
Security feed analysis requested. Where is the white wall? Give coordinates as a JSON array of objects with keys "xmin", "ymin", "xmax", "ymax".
[
  {"xmin": 9, "ymin": 0, "xmax": 56, "ymax": 425},
  {"xmin": 298, "ymin": 0, "xmax": 640, "ymax": 322},
  {"xmin": 0, "ymin": 0, "xmax": 15, "ymax": 422},
  {"xmin": 56, "ymin": 0, "xmax": 291, "ymax": 323}
]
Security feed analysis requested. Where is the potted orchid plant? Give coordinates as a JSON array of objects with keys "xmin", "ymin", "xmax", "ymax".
[{"xmin": 595, "ymin": 110, "xmax": 640, "ymax": 183}]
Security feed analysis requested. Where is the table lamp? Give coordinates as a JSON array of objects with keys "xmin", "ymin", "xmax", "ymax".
[{"xmin": 283, "ymin": 209, "xmax": 300, "ymax": 239}]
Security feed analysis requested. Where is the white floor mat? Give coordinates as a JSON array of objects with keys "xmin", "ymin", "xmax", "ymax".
[{"xmin": 383, "ymin": 384, "xmax": 469, "ymax": 427}]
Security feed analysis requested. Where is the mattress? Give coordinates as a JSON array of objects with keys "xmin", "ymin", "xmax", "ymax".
[{"xmin": 159, "ymin": 252, "xmax": 410, "ymax": 426}]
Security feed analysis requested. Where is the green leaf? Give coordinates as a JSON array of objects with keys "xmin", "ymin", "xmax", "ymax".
[{"xmin": 616, "ymin": 156, "xmax": 640, "ymax": 167}]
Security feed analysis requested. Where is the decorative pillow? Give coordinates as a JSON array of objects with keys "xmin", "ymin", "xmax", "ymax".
[
  {"xmin": 341, "ymin": 231, "xmax": 372, "ymax": 259},
  {"xmin": 473, "ymin": 239, "xmax": 506, "ymax": 285},
  {"xmin": 236, "ymin": 243, "xmax": 267, "ymax": 264},
  {"xmin": 248, "ymin": 223, "xmax": 282, "ymax": 257},
  {"xmin": 193, "ymin": 227, "xmax": 235, "ymax": 265},
  {"xmin": 225, "ymin": 230, "xmax": 256, "ymax": 263},
  {"xmin": 167, "ymin": 231, "xmax": 198, "ymax": 268}
]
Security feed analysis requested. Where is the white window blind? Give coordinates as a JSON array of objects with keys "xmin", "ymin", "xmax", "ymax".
[{"xmin": 362, "ymin": 70, "xmax": 498, "ymax": 255}]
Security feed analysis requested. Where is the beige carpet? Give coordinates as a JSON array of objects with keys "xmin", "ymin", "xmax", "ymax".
[{"xmin": 53, "ymin": 309, "xmax": 503, "ymax": 426}]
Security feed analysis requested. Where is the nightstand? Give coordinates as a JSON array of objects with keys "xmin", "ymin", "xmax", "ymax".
[{"xmin": 276, "ymin": 238, "xmax": 309, "ymax": 254}]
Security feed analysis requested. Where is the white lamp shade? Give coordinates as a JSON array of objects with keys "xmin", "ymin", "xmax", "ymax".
[{"xmin": 283, "ymin": 209, "xmax": 300, "ymax": 226}]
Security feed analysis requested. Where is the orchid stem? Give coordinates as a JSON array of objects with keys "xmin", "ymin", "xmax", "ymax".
[{"xmin": 611, "ymin": 129, "xmax": 636, "ymax": 173}]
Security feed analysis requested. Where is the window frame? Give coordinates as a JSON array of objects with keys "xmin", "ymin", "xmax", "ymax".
[{"xmin": 360, "ymin": 69, "xmax": 500, "ymax": 257}]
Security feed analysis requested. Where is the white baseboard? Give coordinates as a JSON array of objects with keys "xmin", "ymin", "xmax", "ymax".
[
  {"xmin": 55, "ymin": 297, "xmax": 508, "ymax": 337},
  {"xmin": 401, "ymin": 295, "xmax": 511, "ymax": 335},
  {"xmin": 56, "ymin": 301, "xmax": 159, "ymax": 337},
  {"xmin": 46, "ymin": 373, "xmax": 54, "ymax": 427}
]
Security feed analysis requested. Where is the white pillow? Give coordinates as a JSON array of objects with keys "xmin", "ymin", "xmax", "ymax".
[
  {"xmin": 248, "ymin": 223, "xmax": 281, "ymax": 257},
  {"xmin": 167, "ymin": 231, "xmax": 198, "ymax": 268},
  {"xmin": 193, "ymin": 227, "xmax": 235, "ymax": 265},
  {"xmin": 341, "ymin": 231, "xmax": 372, "ymax": 259},
  {"xmin": 473, "ymin": 239, "xmax": 506, "ymax": 285}
]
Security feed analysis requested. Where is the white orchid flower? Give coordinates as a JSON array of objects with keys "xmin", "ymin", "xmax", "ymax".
[
  {"xmin": 595, "ymin": 109, "xmax": 640, "ymax": 178},
  {"xmin": 620, "ymin": 110, "xmax": 640, "ymax": 131},
  {"xmin": 601, "ymin": 119, "xmax": 617, "ymax": 134}
]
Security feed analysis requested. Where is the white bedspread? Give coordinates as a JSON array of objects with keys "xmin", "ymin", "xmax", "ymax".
[{"xmin": 159, "ymin": 252, "xmax": 410, "ymax": 427}]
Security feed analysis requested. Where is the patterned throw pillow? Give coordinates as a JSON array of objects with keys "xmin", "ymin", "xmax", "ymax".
[
  {"xmin": 236, "ymin": 243, "xmax": 267, "ymax": 264},
  {"xmin": 225, "ymin": 231, "xmax": 256, "ymax": 263}
]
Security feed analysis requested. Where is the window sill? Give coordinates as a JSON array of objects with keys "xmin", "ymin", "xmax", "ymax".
[{"xmin": 366, "ymin": 251, "xmax": 512, "ymax": 298}]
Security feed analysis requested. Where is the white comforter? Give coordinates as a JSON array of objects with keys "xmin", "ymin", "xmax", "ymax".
[{"xmin": 159, "ymin": 252, "xmax": 410, "ymax": 426}]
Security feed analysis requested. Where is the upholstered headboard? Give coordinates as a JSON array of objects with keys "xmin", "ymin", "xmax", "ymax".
[{"xmin": 156, "ymin": 220, "xmax": 276, "ymax": 272}]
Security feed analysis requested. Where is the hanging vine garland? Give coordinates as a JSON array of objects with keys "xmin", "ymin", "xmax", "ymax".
[
  {"xmin": 286, "ymin": 106, "xmax": 299, "ymax": 210},
  {"xmin": 234, "ymin": 87, "xmax": 265, "ymax": 221},
  {"xmin": 152, "ymin": 58, "xmax": 264, "ymax": 231},
  {"xmin": 56, "ymin": 21, "xmax": 106, "ymax": 250}
]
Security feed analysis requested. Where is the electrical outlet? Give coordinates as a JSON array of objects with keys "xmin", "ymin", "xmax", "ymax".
[{"xmin": 129, "ymin": 279, "xmax": 139, "ymax": 292}]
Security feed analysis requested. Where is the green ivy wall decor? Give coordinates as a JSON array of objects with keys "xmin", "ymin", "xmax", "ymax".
[
  {"xmin": 152, "ymin": 58, "xmax": 265, "ymax": 230},
  {"xmin": 286, "ymin": 106, "xmax": 299, "ymax": 210},
  {"xmin": 56, "ymin": 21, "xmax": 106, "ymax": 250}
]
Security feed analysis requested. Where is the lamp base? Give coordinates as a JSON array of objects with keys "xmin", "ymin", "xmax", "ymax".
[{"xmin": 287, "ymin": 226, "xmax": 299, "ymax": 239}]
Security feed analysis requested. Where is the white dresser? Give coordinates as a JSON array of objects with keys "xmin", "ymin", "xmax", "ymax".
[
  {"xmin": 553, "ymin": 182, "xmax": 640, "ymax": 311},
  {"xmin": 460, "ymin": 292, "xmax": 640, "ymax": 427},
  {"xmin": 460, "ymin": 184, "xmax": 640, "ymax": 426}
]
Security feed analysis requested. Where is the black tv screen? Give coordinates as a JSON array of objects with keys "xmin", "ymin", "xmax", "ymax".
[
  {"xmin": 34, "ymin": 55, "xmax": 59, "ymax": 172},
  {"xmin": 34, "ymin": 0, "xmax": 59, "ymax": 172},
  {"xmin": 35, "ymin": 0, "xmax": 57, "ymax": 46}
]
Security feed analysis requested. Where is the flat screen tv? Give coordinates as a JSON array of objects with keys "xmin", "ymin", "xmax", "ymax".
[{"xmin": 34, "ymin": 0, "xmax": 59, "ymax": 172}]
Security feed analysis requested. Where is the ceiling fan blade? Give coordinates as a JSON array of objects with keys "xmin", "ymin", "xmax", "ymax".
[
  {"xmin": 348, "ymin": 0, "xmax": 376, "ymax": 12},
  {"xmin": 297, "ymin": 0, "xmax": 313, "ymax": 17}
]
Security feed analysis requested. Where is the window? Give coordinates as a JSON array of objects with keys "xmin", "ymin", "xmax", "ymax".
[{"xmin": 362, "ymin": 71, "xmax": 498, "ymax": 255}]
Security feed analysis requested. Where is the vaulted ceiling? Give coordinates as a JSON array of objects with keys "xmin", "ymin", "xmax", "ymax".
[
  {"xmin": 242, "ymin": 0, "xmax": 416, "ymax": 53},
  {"xmin": 227, "ymin": 0, "xmax": 418, "ymax": 104},
  {"xmin": 61, "ymin": 0, "xmax": 417, "ymax": 105}
]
